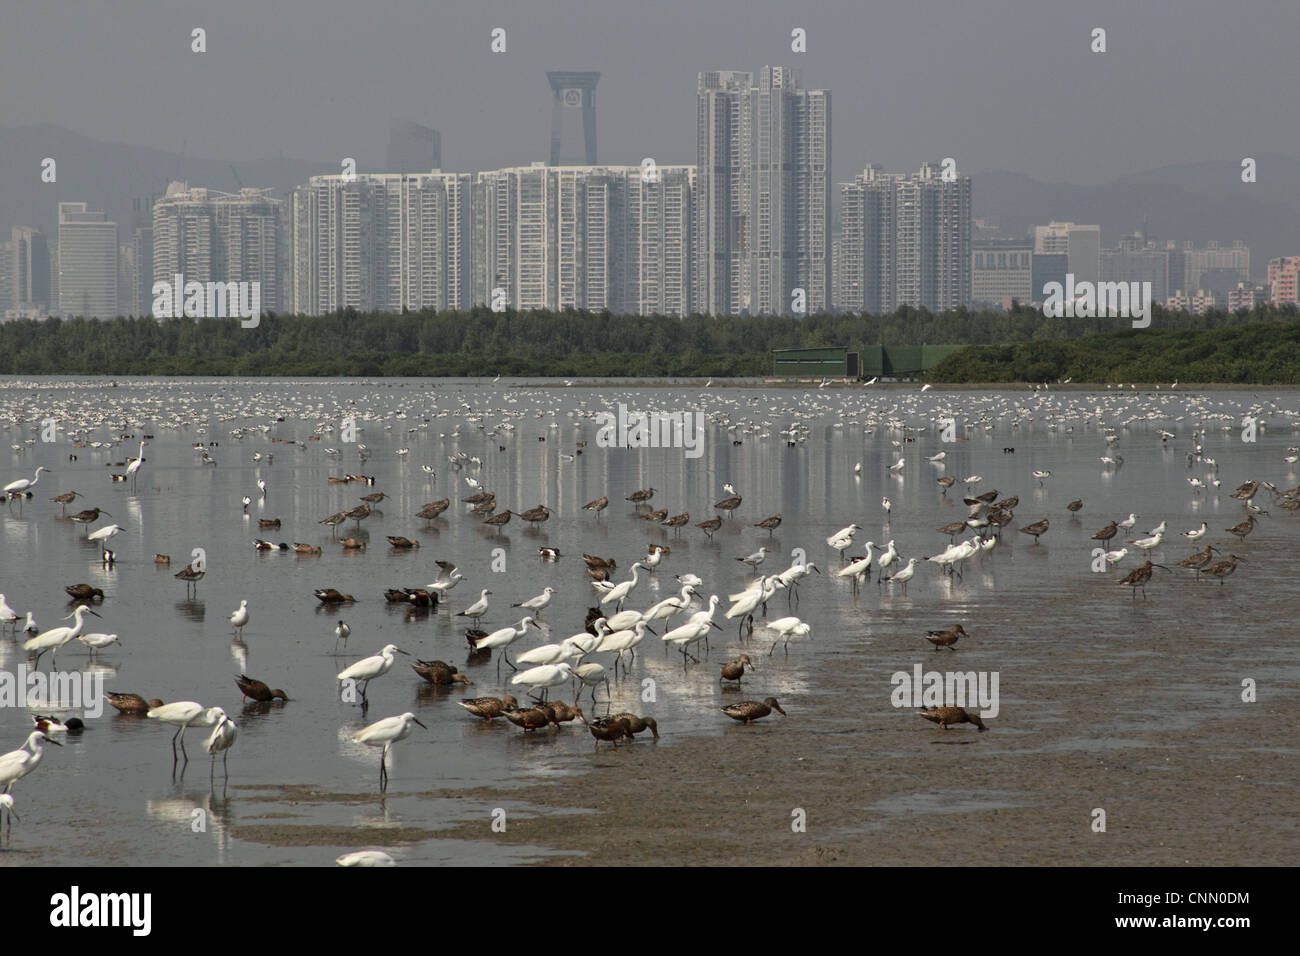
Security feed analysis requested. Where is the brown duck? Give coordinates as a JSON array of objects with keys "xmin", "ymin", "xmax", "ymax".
[
  {"xmin": 925, "ymin": 624, "xmax": 968, "ymax": 650},
  {"xmin": 106, "ymin": 692, "xmax": 164, "ymax": 715},
  {"xmin": 412, "ymin": 659, "xmax": 471, "ymax": 685},
  {"xmin": 719, "ymin": 654, "xmax": 754, "ymax": 683},
  {"xmin": 64, "ymin": 584, "xmax": 105, "ymax": 601},
  {"xmin": 587, "ymin": 715, "xmax": 633, "ymax": 748},
  {"xmin": 504, "ymin": 705, "xmax": 559, "ymax": 732},
  {"xmin": 236, "ymin": 675, "xmax": 289, "ymax": 702},
  {"xmin": 721, "ymin": 698, "xmax": 786, "ymax": 724},
  {"xmin": 612, "ymin": 713, "xmax": 659, "ymax": 738},
  {"xmin": 459, "ymin": 695, "xmax": 518, "ymax": 719},
  {"xmin": 387, "ymin": 536, "xmax": 420, "ymax": 549},
  {"xmin": 314, "ymin": 588, "xmax": 356, "ymax": 604},
  {"xmin": 920, "ymin": 706, "xmax": 987, "ymax": 731},
  {"xmin": 540, "ymin": 701, "xmax": 586, "ymax": 726}
]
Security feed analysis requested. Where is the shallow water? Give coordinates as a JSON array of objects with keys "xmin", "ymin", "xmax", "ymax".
[{"xmin": 1, "ymin": 377, "xmax": 1297, "ymax": 865}]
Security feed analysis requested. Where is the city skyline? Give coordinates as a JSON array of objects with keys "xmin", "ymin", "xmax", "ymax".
[{"xmin": 3, "ymin": 1, "xmax": 1298, "ymax": 187}]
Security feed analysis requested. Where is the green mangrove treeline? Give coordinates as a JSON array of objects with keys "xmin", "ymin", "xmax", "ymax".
[
  {"xmin": 929, "ymin": 318, "xmax": 1300, "ymax": 385},
  {"xmin": 0, "ymin": 303, "xmax": 1296, "ymax": 378}
]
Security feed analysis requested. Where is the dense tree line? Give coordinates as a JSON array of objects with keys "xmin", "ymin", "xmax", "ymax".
[
  {"xmin": 0, "ymin": 303, "xmax": 1295, "ymax": 379},
  {"xmin": 929, "ymin": 318, "xmax": 1300, "ymax": 384}
]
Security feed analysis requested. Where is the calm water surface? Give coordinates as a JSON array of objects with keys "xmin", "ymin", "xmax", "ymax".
[{"xmin": 1, "ymin": 377, "xmax": 1297, "ymax": 864}]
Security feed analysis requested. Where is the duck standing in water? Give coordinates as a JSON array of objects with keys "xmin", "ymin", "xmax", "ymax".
[{"xmin": 721, "ymin": 698, "xmax": 786, "ymax": 725}]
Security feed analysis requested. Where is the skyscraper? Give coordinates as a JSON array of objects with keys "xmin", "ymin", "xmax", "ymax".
[
  {"xmin": 547, "ymin": 72, "xmax": 599, "ymax": 166},
  {"xmin": 838, "ymin": 163, "xmax": 970, "ymax": 313},
  {"xmin": 1033, "ymin": 222, "xmax": 1101, "ymax": 285},
  {"xmin": 386, "ymin": 119, "xmax": 442, "ymax": 173},
  {"xmin": 10, "ymin": 226, "xmax": 51, "ymax": 311},
  {"xmin": 695, "ymin": 67, "xmax": 830, "ymax": 316},
  {"xmin": 291, "ymin": 172, "xmax": 471, "ymax": 316},
  {"xmin": 57, "ymin": 202, "xmax": 118, "ymax": 318},
  {"xmin": 152, "ymin": 182, "xmax": 284, "ymax": 313}
]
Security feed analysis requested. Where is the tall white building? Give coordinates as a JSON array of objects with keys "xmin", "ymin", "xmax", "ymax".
[
  {"xmin": 838, "ymin": 163, "xmax": 971, "ymax": 313},
  {"xmin": 695, "ymin": 67, "xmax": 830, "ymax": 316},
  {"xmin": 1033, "ymin": 222, "xmax": 1101, "ymax": 285},
  {"xmin": 57, "ymin": 202, "xmax": 118, "ymax": 318},
  {"xmin": 471, "ymin": 163, "xmax": 695, "ymax": 316},
  {"xmin": 291, "ymin": 172, "xmax": 471, "ymax": 316},
  {"xmin": 153, "ymin": 182, "xmax": 284, "ymax": 313}
]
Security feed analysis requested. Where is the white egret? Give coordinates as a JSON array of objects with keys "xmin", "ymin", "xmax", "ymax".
[
  {"xmin": 354, "ymin": 712, "xmax": 426, "ymax": 790},
  {"xmin": 77, "ymin": 631, "xmax": 121, "ymax": 655},
  {"xmin": 0, "ymin": 731, "xmax": 60, "ymax": 793},
  {"xmin": 600, "ymin": 563, "xmax": 645, "ymax": 610},
  {"xmin": 510, "ymin": 662, "xmax": 575, "ymax": 700},
  {"xmin": 474, "ymin": 618, "xmax": 537, "ymax": 676},
  {"xmin": 23, "ymin": 605, "xmax": 101, "ymax": 668},
  {"xmin": 146, "ymin": 701, "xmax": 221, "ymax": 765},
  {"xmin": 883, "ymin": 557, "xmax": 918, "ymax": 592},
  {"xmin": 663, "ymin": 595, "xmax": 724, "ymax": 664},
  {"xmin": 4, "ymin": 466, "xmax": 48, "ymax": 498},
  {"xmin": 203, "ymin": 708, "xmax": 238, "ymax": 779},
  {"xmin": 337, "ymin": 644, "xmax": 410, "ymax": 704},
  {"xmin": 87, "ymin": 524, "xmax": 123, "ymax": 552}
]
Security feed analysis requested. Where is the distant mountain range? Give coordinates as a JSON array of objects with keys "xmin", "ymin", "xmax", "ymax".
[{"xmin": 2, "ymin": 124, "xmax": 1296, "ymax": 276}]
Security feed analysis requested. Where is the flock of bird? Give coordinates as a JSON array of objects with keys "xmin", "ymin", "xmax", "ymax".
[{"xmin": 1, "ymin": 378, "xmax": 1295, "ymax": 862}]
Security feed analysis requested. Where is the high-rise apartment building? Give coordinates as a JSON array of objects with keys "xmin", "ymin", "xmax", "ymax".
[
  {"xmin": 57, "ymin": 202, "xmax": 118, "ymax": 318},
  {"xmin": 152, "ymin": 182, "xmax": 283, "ymax": 313},
  {"xmin": 838, "ymin": 163, "xmax": 970, "ymax": 313},
  {"xmin": 1033, "ymin": 222, "xmax": 1100, "ymax": 285},
  {"xmin": 1101, "ymin": 234, "xmax": 1171, "ymax": 305},
  {"xmin": 971, "ymin": 238, "xmax": 1033, "ymax": 308},
  {"xmin": 10, "ymin": 226, "xmax": 51, "ymax": 312},
  {"xmin": 695, "ymin": 67, "xmax": 830, "ymax": 316},
  {"xmin": 1182, "ymin": 241, "xmax": 1249, "ymax": 297},
  {"xmin": 387, "ymin": 119, "xmax": 442, "ymax": 173},
  {"xmin": 291, "ymin": 172, "xmax": 471, "ymax": 316},
  {"xmin": 471, "ymin": 163, "xmax": 694, "ymax": 316},
  {"xmin": 547, "ymin": 72, "xmax": 599, "ymax": 166},
  {"xmin": 1268, "ymin": 256, "xmax": 1300, "ymax": 306}
]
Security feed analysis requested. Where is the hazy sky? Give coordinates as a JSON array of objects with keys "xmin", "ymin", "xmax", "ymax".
[{"xmin": 2, "ymin": 0, "xmax": 1297, "ymax": 184}]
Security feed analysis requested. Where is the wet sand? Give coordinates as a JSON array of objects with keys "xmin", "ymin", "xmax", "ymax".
[{"xmin": 424, "ymin": 703, "xmax": 1293, "ymax": 866}]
